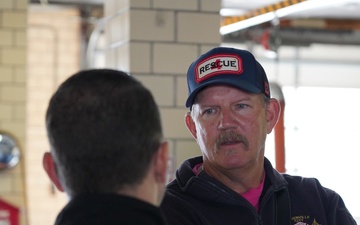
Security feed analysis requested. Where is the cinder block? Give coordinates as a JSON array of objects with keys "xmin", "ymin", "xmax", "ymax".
[
  {"xmin": 0, "ymin": 176, "xmax": 13, "ymax": 192},
  {"xmin": 25, "ymin": 165, "xmax": 44, "ymax": 179},
  {"xmin": 177, "ymin": 12, "xmax": 221, "ymax": 44},
  {"xmin": 26, "ymin": 63, "xmax": 47, "ymax": 75},
  {"xmin": 0, "ymin": 30, "xmax": 13, "ymax": 46},
  {"xmin": 24, "ymin": 126, "xmax": 47, "ymax": 140},
  {"xmin": 15, "ymin": 0, "xmax": 28, "ymax": 10},
  {"xmin": 58, "ymin": 52, "xmax": 79, "ymax": 65},
  {"xmin": 1, "ymin": 48, "xmax": 26, "ymax": 65},
  {"xmin": 129, "ymin": 42, "xmax": 151, "ymax": 73},
  {"xmin": 28, "ymin": 51, "xmax": 54, "ymax": 64},
  {"xmin": 0, "ymin": 1, "xmax": 12, "ymax": 10},
  {"xmin": 2, "ymin": 11, "xmax": 27, "ymax": 28},
  {"xmin": 0, "ymin": 85, "xmax": 25, "ymax": 102},
  {"xmin": 12, "ymin": 176, "xmax": 25, "ymax": 193},
  {"xmin": 131, "ymin": 1, "xmax": 151, "ymax": 8},
  {"xmin": 28, "ymin": 27, "xmax": 55, "ymax": 40},
  {"xmin": 160, "ymin": 108, "xmax": 192, "ymax": 139},
  {"xmin": 56, "ymin": 26, "xmax": 80, "ymax": 41},
  {"xmin": 15, "ymin": 30, "xmax": 26, "ymax": 47},
  {"xmin": 0, "ymin": 121, "xmax": 25, "ymax": 140},
  {"xmin": 14, "ymin": 104, "xmax": 25, "ymax": 120},
  {"xmin": 27, "ymin": 87, "xmax": 52, "ymax": 102},
  {"xmin": 174, "ymin": 140, "xmax": 201, "ymax": 168},
  {"xmin": 57, "ymin": 68, "xmax": 79, "ymax": 83},
  {"xmin": 200, "ymin": 44, "xmax": 219, "ymax": 54},
  {"xmin": 200, "ymin": 0, "xmax": 221, "ymax": 12},
  {"xmin": 0, "ymin": 103, "xmax": 12, "ymax": 120},
  {"xmin": 130, "ymin": 10, "xmax": 174, "ymax": 42},
  {"xmin": 27, "ymin": 73, "xmax": 53, "ymax": 89},
  {"xmin": 136, "ymin": 74, "xmax": 174, "ymax": 106},
  {"xmin": 176, "ymin": 76, "xmax": 188, "ymax": 107},
  {"xmin": 51, "ymin": 17, "xmax": 80, "ymax": 31},
  {"xmin": 0, "ymin": 66, "xmax": 12, "ymax": 82},
  {"xmin": 27, "ymin": 115, "xmax": 46, "ymax": 127},
  {"xmin": 14, "ymin": 67, "xmax": 26, "ymax": 83},
  {"xmin": 58, "ymin": 41, "xmax": 77, "ymax": 55},
  {"xmin": 153, "ymin": 43, "xmax": 198, "ymax": 74},
  {"xmin": 154, "ymin": 0, "xmax": 198, "ymax": 10}
]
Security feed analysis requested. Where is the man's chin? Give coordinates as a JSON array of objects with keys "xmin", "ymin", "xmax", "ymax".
[{"xmin": 222, "ymin": 151, "xmax": 251, "ymax": 167}]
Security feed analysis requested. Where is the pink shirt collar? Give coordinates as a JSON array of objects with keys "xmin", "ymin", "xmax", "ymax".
[{"xmin": 193, "ymin": 163, "xmax": 265, "ymax": 211}]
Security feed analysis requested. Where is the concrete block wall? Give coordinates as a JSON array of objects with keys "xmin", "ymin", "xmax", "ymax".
[
  {"xmin": 1, "ymin": 1, "xmax": 222, "ymax": 224},
  {"xmin": 0, "ymin": 0, "xmax": 28, "ymax": 224},
  {"xmin": 26, "ymin": 5, "xmax": 81, "ymax": 225},
  {"xmin": 104, "ymin": 0, "xmax": 221, "ymax": 172}
]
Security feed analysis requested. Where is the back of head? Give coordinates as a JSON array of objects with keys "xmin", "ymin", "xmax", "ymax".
[{"xmin": 46, "ymin": 69, "xmax": 163, "ymax": 197}]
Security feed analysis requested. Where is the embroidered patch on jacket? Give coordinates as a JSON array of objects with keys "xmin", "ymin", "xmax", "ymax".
[{"xmin": 291, "ymin": 215, "xmax": 321, "ymax": 225}]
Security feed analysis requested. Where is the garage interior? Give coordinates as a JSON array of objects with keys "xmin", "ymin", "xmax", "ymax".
[{"xmin": 0, "ymin": 0, "xmax": 359, "ymax": 224}]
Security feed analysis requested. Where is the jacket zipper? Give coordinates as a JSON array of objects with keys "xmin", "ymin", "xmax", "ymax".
[
  {"xmin": 205, "ymin": 179, "xmax": 264, "ymax": 225},
  {"xmin": 258, "ymin": 186, "xmax": 285, "ymax": 225}
]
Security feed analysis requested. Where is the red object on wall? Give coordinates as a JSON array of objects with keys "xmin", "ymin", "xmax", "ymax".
[
  {"xmin": 261, "ymin": 30, "xmax": 271, "ymax": 50},
  {"xmin": 270, "ymin": 83, "xmax": 286, "ymax": 173},
  {"xmin": 274, "ymin": 100, "xmax": 286, "ymax": 173},
  {"xmin": 0, "ymin": 198, "xmax": 19, "ymax": 225}
]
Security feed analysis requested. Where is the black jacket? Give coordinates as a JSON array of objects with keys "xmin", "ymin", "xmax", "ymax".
[
  {"xmin": 55, "ymin": 193, "xmax": 168, "ymax": 225},
  {"xmin": 161, "ymin": 156, "xmax": 356, "ymax": 225}
]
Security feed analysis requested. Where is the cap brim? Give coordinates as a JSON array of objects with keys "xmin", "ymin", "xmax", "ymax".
[{"xmin": 185, "ymin": 78, "xmax": 261, "ymax": 108}]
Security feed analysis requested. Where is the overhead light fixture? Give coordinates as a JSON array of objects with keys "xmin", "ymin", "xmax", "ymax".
[
  {"xmin": 220, "ymin": 12, "xmax": 276, "ymax": 35},
  {"xmin": 220, "ymin": 0, "xmax": 360, "ymax": 35},
  {"xmin": 276, "ymin": 0, "xmax": 350, "ymax": 17}
]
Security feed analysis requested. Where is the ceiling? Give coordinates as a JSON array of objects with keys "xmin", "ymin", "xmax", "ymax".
[
  {"xmin": 221, "ymin": 0, "xmax": 360, "ymax": 19},
  {"xmin": 30, "ymin": 0, "xmax": 360, "ymax": 46},
  {"xmin": 32, "ymin": 0, "xmax": 360, "ymax": 19},
  {"xmin": 219, "ymin": 0, "xmax": 360, "ymax": 47}
]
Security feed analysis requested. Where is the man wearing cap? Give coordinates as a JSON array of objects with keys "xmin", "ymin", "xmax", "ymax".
[{"xmin": 160, "ymin": 47, "xmax": 356, "ymax": 225}]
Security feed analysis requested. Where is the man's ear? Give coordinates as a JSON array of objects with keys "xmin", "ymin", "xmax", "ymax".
[
  {"xmin": 266, "ymin": 98, "xmax": 281, "ymax": 134},
  {"xmin": 43, "ymin": 152, "xmax": 65, "ymax": 192},
  {"xmin": 185, "ymin": 112, "xmax": 197, "ymax": 140},
  {"xmin": 154, "ymin": 141, "xmax": 169, "ymax": 183}
]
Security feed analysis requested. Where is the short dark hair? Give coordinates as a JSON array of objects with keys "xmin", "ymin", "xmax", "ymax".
[{"xmin": 46, "ymin": 69, "xmax": 163, "ymax": 197}]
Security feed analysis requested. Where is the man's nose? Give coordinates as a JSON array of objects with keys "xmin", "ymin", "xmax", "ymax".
[{"xmin": 218, "ymin": 109, "xmax": 237, "ymax": 130}]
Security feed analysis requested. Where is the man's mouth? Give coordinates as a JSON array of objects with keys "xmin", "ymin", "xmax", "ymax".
[
  {"xmin": 220, "ymin": 140, "xmax": 242, "ymax": 146},
  {"xmin": 215, "ymin": 131, "xmax": 249, "ymax": 150}
]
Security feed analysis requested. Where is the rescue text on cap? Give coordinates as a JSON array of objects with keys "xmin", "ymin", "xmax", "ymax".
[{"xmin": 195, "ymin": 54, "xmax": 243, "ymax": 83}]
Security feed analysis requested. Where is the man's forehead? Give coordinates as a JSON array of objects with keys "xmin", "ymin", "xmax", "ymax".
[
  {"xmin": 196, "ymin": 84, "xmax": 253, "ymax": 98},
  {"xmin": 193, "ymin": 85, "xmax": 259, "ymax": 104}
]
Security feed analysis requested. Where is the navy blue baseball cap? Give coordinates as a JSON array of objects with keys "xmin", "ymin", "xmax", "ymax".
[{"xmin": 185, "ymin": 47, "xmax": 270, "ymax": 108}]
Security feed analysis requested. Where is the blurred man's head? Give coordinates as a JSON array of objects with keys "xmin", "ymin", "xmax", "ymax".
[{"xmin": 43, "ymin": 69, "xmax": 169, "ymax": 205}]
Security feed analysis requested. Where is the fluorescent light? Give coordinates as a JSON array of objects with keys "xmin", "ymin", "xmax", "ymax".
[
  {"xmin": 220, "ymin": 8, "xmax": 247, "ymax": 16},
  {"xmin": 220, "ymin": 12, "xmax": 275, "ymax": 35},
  {"xmin": 276, "ymin": 0, "xmax": 351, "ymax": 18},
  {"xmin": 220, "ymin": 0, "xmax": 360, "ymax": 35}
]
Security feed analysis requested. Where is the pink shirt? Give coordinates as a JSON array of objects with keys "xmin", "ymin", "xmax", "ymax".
[
  {"xmin": 241, "ymin": 176, "xmax": 265, "ymax": 211},
  {"xmin": 193, "ymin": 163, "xmax": 264, "ymax": 212}
]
